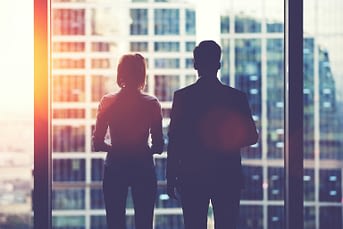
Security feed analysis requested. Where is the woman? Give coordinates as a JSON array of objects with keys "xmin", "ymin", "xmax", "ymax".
[{"xmin": 92, "ymin": 53, "xmax": 164, "ymax": 229}]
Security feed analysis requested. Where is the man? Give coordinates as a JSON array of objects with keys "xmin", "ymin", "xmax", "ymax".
[{"xmin": 167, "ymin": 40, "xmax": 258, "ymax": 229}]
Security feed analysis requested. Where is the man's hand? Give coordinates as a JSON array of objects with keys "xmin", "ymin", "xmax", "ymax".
[{"xmin": 167, "ymin": 180, "xmax": 179, "ymax": 200}]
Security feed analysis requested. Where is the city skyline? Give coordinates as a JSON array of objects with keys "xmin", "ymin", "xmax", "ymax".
[
  {"xmin": 1, "ymin": 0, "xmax": 343, "ymax": 228},
  {"xmin": 2, "ymin": 0, "xmax": 343, "ymax": 119}
]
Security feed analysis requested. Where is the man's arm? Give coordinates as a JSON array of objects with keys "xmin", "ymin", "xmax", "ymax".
[
  {"xmin": 167, "ymin": 92, "xmax": 182, "ymax": 199},
  {"xmin": 238, "ymin": 93, "xmax": 259, "ymax": 147}
]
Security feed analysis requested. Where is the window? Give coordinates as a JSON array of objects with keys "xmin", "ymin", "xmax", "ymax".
[
  {"xmin": 52, "ymin": 9, "xmax": 85, "ymax": 35},
  {"xmin": 34, "ymin": 0, "xmax": 343, "ymax": 229},
  {"xmin": 154, "ymin": 75, "xmax": 180, "ymax": 102},
  {"xmin": 304, "ymin": 2, "xmax": 343, "ymax": 228},
  {"xmin": 154, "ymin": 42, "xmax": 180, "ymax": 52},
  {"xmin": 130, "ymin": 9, "xmax": 148, "ymax": 35},
  {"xmin": 154, "ymin": 9, "xmax": 180, "ymax": 35}
]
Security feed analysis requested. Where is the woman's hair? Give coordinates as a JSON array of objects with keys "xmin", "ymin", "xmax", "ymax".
[{"xmin": 117, "ymin": 53, "xmax": 146, "ymax": 89}]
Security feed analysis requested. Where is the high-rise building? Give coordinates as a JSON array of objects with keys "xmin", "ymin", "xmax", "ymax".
[
  {"xmin": 51, "ymin": 0, "xmax": 343, "ymax": 229},
  {"xmin": 220, "ymin": 12, "xmax": 342, "ymax": 229},
  {"xmin": 219, "ymin": 12, "xmax": 284, "ymax": 229},
  {"xmin": 51, "ymin": 0, "xmax": 196, "ymax": 228},
  {"xmin": 51, "ymin": 1, "xmax": 129, "ymax": 228}
]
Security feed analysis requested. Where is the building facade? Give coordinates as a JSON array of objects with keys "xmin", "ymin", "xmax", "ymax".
[
  {"xmin": 219, "ymin": 12, "xmax": 342, "ymax": 229},
  {"xmin": 51, "ymin": 0, "xmax": 196, "ymax": 228},
  {"xmin": 51, "ymin": 0, "xmax": 343, "ymax": 229}
]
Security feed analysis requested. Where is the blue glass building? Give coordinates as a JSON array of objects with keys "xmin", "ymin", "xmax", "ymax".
[{"xmin": 50, "ymin": 0, "xmax": 343, "ymax": 228}]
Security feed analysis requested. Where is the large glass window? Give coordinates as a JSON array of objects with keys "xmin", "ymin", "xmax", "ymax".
[
  {"xmin": 48, "ymin": 1, "xmax": 286, "ymax": 228},
  {"xmin": 220, "ymin": 1, "xmax": 285, "ymax": 228},
  {"xmin": 50, "ymin": 1, "xmax": 197, "ymax": 228},
  {"xmin": 35, "ymin": 0, "xmax": 343, "ymax": 228},
  {"xmin": 0, "ymin": 1, "xmax": 33, "ymax": 228},
  {"xmin": 304, "ymin": 1, "xmax": 343, "ymax": 228}
]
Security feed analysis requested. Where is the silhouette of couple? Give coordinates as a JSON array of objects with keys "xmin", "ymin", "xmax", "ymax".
[{"xmin": 93, "ymin": 40, "xmax": 258, "ymax": 229}]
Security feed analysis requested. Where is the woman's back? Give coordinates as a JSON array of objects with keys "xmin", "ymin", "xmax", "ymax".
[{"xmin": 98, "ymin": 89, "xmax": 163, "ymax": 156}]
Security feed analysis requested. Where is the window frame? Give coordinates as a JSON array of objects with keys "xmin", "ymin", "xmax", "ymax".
[{"xmin": 34, "ymin": 0, "xmax": 304, "ymax": 228}]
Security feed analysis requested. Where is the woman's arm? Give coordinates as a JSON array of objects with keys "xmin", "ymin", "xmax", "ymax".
[
  {"xmin": 92, "ymin": 96, "xmax": 112, "ymax": 152},
  {"xmin": 150, "ymin": 99, "xmax": 164, "ymax": 154}
]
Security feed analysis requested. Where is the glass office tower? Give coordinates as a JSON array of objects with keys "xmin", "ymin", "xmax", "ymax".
[
  {"xmin": 51, "ymin": 0, "xmax": 129, "ymax": 228},
  {"xmin": 220, "ymin": 10, "xmax": 285, "ymax": 229},
  {"xmin": 220, "ymin": 10, "xmax": 342, "ymax": 229},
  {"xmin": 51, "ymin": 0, "xmax": 196, "ymax": 228},
  {"xmin": 51, "ymin": 0, "xmax": 343, "ymax": 229}
]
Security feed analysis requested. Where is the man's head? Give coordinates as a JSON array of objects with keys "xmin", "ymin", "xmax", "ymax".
[{"xmin": 193, "ymin": 40, "xmax": 221, "ymax": 77}]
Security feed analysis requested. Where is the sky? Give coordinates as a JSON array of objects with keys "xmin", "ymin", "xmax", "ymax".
[{"xmin": 0, "ymin": 0, "xmax": 33, "ymax": 120}]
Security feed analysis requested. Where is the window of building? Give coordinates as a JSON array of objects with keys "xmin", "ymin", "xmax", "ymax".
[
  {"xmin": 130, "ymin": 9, "xmax": 148, "ymax": 35},
  {"xmin": 32, "ymin": 1, "xmax": 343, "ymax": 229},
  {"xmin": 154, "ymin": 9, "xmax": 180, "ymax": 35},
  {"xmin": 154, "ymin": 42, "xmax": 180, "ymax": 52}
]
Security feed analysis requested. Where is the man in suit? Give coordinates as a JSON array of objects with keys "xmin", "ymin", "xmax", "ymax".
[{"xmin": 167, "ymin": 40, "xmax": 258, "ymax": 229}]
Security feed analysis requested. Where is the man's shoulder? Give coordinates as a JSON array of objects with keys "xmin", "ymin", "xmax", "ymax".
[
  {"xmin": 174, "ymin": 83, "xmax": 197, "ymax": 96},
  {"xmin": 174, "ymin": 81, "xmax": 247, "ymax": 100},
  {"xmin": 221, "ymin": 84, "xmax": 247, "ymax": 98}
]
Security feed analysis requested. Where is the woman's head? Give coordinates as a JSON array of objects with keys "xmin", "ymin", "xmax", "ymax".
[{"xmin": 117, "ymin": 53, "xmax": 146, "ymax": 90}]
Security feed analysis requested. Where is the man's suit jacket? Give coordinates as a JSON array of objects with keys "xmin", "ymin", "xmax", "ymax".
[{"xmin": 167, "ymin": 76, "xmax": 258, "ymax": 186}]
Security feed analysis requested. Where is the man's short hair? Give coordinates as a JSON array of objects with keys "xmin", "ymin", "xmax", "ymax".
[{"xmin": 193, "ymin": 40, "xmax": 221, "ymax": 71}]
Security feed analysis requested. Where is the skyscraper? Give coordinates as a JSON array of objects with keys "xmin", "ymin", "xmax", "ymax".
[
  {"xmin": 51, "ymin": 0, "xmax": 343, "ymax": 229},
  {"xmin": 220, "ymin": 12, "xmax": 342, "ymax": 229},
  {"xmin": 51, "ymin": 0, "xmax": 196, "ymax": 228}
]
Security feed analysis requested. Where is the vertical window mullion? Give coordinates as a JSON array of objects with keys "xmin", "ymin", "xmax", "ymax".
[
  {"xmin": 285, "ymin": 0, "xmax": 304, "ymax": 229},
  {"xmin": 34, "ymin": 0, "xmax": 51, "ymax": 228}
]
